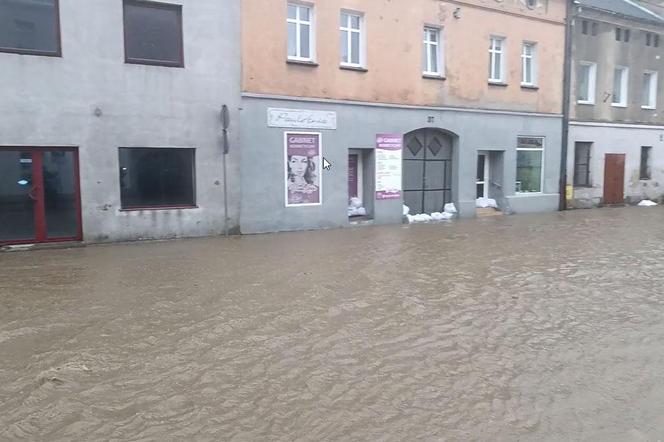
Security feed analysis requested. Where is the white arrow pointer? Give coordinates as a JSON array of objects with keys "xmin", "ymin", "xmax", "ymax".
[{"xmin": 322, "ymin": 157, "xmax": 332, "ymax": 171}]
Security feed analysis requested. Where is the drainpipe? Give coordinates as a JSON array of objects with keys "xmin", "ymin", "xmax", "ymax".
[{"xmin": 559, "ymin": 0, "xmax": 575, "ymax": 211}]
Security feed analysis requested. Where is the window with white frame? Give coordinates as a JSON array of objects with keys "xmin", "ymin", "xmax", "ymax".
[
  {"xmin": 340, "ymin": 11, "xmax": 363, "ymax": 67},
  {"xmin": 489, "ymin": 36, "xmax": 505, "ymax": 83},
  {"xmin": 516, "ymin": 137, "xmax": 544, "ymax": 193},
  {"xmin": 423, "ymin": 27, "xmax": 443, "ymax": 76},
  {"xmin": 642, "ymin": 71, "xmax": 658, "ymax": 109},
  {"xmin": 287, "ymin": 3, "xmax": 313, "ymax": 61},
  {"xmin": 612, "ymin": 66, "xmax": 629, "ymax": 107},
  {"xmin": 577, "ymin": 61, "xmax": 596, "ymax": 104},
  {"xmin": 521, "ymin": 42, "xmax": 537, "ymax": 86}
]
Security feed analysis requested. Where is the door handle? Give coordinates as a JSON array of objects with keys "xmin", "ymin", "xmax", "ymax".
[{"xmin": 28, "ymin": 187, "xmax": 39, "ymax": 201}]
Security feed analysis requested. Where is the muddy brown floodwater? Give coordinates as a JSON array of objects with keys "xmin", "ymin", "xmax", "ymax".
[{"xmin": 2, "ymin": 207, "xmax": 664, "ymax": 441}]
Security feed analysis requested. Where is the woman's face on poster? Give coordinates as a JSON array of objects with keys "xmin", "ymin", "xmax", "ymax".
[{"xmin": 289, "ymin": 155, "xmax": 309, "ymax": 177}]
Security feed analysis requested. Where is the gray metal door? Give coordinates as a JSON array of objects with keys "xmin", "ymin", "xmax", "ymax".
[{"xmin": 403, "ymin": 129, "xmax": 453, "ymax": 214}]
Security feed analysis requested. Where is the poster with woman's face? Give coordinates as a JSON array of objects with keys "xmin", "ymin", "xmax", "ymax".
[{"xmin": 285, "ymin": 132, "xmax": 322, "ymax": 207}]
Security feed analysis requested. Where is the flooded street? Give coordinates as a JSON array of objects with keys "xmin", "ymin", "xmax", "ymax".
[{"xmin": 2, "ymin": 207, "xmax": 664, "ymax": 441}]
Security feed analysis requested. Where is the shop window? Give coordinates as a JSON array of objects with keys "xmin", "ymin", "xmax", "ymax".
[
  {"xmin": 640, "ymin": 146, "xmax": 652, "ymax": 180},
  {"xmin": 516, "ymin": 137, "xmax": 544, "ymax": 193},
  {"xmin": 123, "ymin": 0, "xmax": 184, "ymax": 67},
  {"xmin": 573, "ymin": 142, "xmax": 591, "ymax": 187},
  {"xmin": 0, "ymin": 0, "xmax": 60, "ymax": 56},
  {"xmin": 119, "ymin": 148, "xmax": 195, "ymax": 209}
]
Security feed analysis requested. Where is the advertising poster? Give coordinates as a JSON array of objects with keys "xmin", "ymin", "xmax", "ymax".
[
  {"xmin": 375, "ymin": 134, "xmax": 403, "ymax": 200},
  {"xmin": 285, "ymin": 132, "xmax": 322, "ymax": 207}
]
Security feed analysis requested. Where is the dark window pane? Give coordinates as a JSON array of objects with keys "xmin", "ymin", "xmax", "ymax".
[
  {"xmin": 615, "ymin": 28, "xmax": 622, "ymax": 41},
  {"xmin": 640, "ymin": 146, "xmax": 652, "ymax": 180},
  {"xmin": 0, "ymin": 0, "xmax": 59, "ymax": 54},
  {"xmin": 624, "ymin": 29, "xmax": 630, "ymax": 42},
  {"xmin": 574, "ymin": 142, "xmax": 591, "ymax": 187},
  {"xmin": 582, "ymin": 20, "xmax": 588, "ymax": 35},
  {"xmin": 656, "ymin": 34, "xmax": 660, "ymax": 48},
  {"xmin": 43, "ymin": 151, "xmax": 78, "ymax": 238},
  {"xmin": 647, "ymin": 33, "xmax": 652, "ymax": 46},
  {"xmin": 124, "ymin": 0, "xmax": 183, "ymax": 66},
  {"xmin": 119, "ymin": 148, "xmax": 195, "ymax": 208},
  {"xmin": 0, "ymin": 151, "xmax": 35, "ymax": 241},
  {"xmin": 591, "ymin": 22, "xmax": 598, "ymax": 36}
]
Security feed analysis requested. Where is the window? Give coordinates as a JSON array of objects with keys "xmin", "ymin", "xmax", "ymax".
[
  {"xmin": 616, "ymin": 28, "xmax": 622, "ymax": 41},
  {"xmin": 516, "ymin": 137, "xmax": 544, "ymax": 193},
  {"xmin": 489, "ymin": 37, "xmax": 505, "ymax": 83},
  {"xmin": 288, "ymin": 3, "xmax": 314, "ymax": 62},
  {"xmin": 521, "ymin": 42, "xmax": 537, "ymax": 86},
  {"xmin": 0, "ymin": 0, "xmax": 60, "ymax": 56},
  {"xmin": 423, "ymin": 27, "xmax": 443, "ymax": 76},
  {"xmin": 582, "ymin": 20, "xmax": 589, "ymax": 35},
  {"xmin": 123, "ymin": 0, "xmax": 183, "ymax": 67},
  {"xmin": 646, "ymin": 32, "xmax": 652, "ymax": 46},
  {"xmin": 573, "ymin": 142, "xmax": 592, "ymax": 187},
  {"xmin": 340, "ymin": 11, "xmax": 364, "ymax": 67},
  {"xmin": 119, "ymin": 148, "xmax": 196, "ymax": 209},
  {"xmin": 592, "ymin": 22, "xmax": 598, "ymax": 36},
  {"xmin": 577, "ymin": 62, "xmax": 597, "ymax": 104},
  {"xmin": 625, "ymin": 29, "xmax": 630, "ymax": 42},
  {"xmin": 612, "ymin": 66, "xmax": 629, "ymax": 107},
  {"xmin": 642, "ymin": 71, "xmax": 658, "ymax": 109},
  {"xmin": 656, "ymin": 34, "xmax": 660, "ymax": 48},
  {"xmin": 640, "ymin": 146, "xmax": 652, "ymax": 180}
]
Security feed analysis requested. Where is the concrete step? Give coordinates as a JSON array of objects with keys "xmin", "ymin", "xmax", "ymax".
[{"xmin": 476, "ymin": 207, "xmax": 503, "ymax": 218}]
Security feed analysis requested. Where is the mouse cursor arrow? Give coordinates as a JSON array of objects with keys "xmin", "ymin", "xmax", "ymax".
[{"xmin": 322, "ymin": 157, "xmax": 332, "ymax": 171}]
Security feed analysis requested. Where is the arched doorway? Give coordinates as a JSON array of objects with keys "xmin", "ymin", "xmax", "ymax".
[{"xmin": 403, "ymin": 128, "xmax": 454, "ymax": 214}]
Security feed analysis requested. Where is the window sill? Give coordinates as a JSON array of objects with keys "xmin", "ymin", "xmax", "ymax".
[
  {"xmin": 577, "ymin": 101, "xmax": 595, "ymax": 106},
  {"xmin": 340, "ymin": 65, "xmax": 368, "ymax": 72},
  {"xmin": 488, "ymin": 81, "xmax": 508, "ymax": 87},
  {"xmin": 611, "ymin": 103, "xmax": 627, "ymax": 108},
  {"xmin": 0, "ymin": 47, "xmax": 61, "ymax": 57},
  {"xmin": 521, "ymin": 84, "xmax": 539, "ymax": 90},
  {"xmin": 287, "ymin": 59, "xmax": 319, "ymax": 67},
  {"xmin": 423, "ymin": 73, "xmax": 446, "ymax": 80},
  {"xmin": 125, "ymin": 58, "xmax": 184, "ymax": 68},
  {"xmin": 120, "ymin": 205, "xmax": 198, "ymax": 212},
  {"xmin": 513, "ymin": 192, "xmax": 544, "ymax": 196},
  {"xmin": 642, "ymin": 106, "xmax": 656, "ymax": 110}
]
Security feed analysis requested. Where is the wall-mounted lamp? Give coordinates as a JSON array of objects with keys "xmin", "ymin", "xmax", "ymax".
[{"xmin": 453, "ymin": 8, "xmax": 461, "ymax": 19}]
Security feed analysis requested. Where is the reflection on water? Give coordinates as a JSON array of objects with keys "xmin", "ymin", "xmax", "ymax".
[{"xmin": 2, "ymin": 207, "xmax": 664, "ymax": 441}]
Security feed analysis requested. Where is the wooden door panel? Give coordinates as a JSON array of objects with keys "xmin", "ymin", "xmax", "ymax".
[{"xmin": 603, "ymin": 154, "xmax": 625, "ymax": 205}]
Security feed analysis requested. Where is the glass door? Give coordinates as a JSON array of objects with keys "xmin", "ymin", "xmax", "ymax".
[
  {"xmin": 0, "ymin": 151, "xmax": 37, "ymax": 242},
  {"xmin": 0, "ymin": 148, "xmax": 81, "ymax": 244},
  {"xmin": 476, "ymin": 154, "xmax": 489, "ymax": 199}
]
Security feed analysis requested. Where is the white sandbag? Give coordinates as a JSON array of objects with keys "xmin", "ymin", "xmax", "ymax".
[
  {"xmin": 403, "ymin": 205, "xmax": 410, "ymax": 216},
  {"xmin": 431, "ymin": 211, "xmax": 454, "ymax": 221},
  {"xmin": 443, "ymin": 203, "xmax": 457, "ymax": 214},
  {"xmin": 410, "ymin": 213, "xmax": 433, "ymax": 223},
  {"xmin": 349, "ymin": 197, "xmax": 363, "ymax": 208},
  {"xmin": 638, "ymin": 199, "xmax": 658, "ymax": 207},
  {"xmin": 476, "ymin": 197, "xmax": 498, "ymax": 208}
]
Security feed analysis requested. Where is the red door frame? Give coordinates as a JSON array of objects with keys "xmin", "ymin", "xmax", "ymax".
[{"xmin": 0, "ymin": 147, "xmax": 83, "ymax": 245}]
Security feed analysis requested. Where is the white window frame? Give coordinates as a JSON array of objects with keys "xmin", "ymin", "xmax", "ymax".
[
  {"xmin": 489, "ymin": 36, "xmax": 506, "ymax": 83},
  {"xmin": 642, "ymin": 70, "xmax": 658, "ymax": 109},
  {"xmin": 516, "ymin": 137, "xmax": 545, "ymax": 195},
  {"xmin": 577, "ymin": 61, "xmax": 597, "ymax": 105},
  {"xmin": 521, "ymin": 41, "xmax": 537, "ymax": 86},
  {"xmin": 612, "ymin": 66, "xmax": 629, "ymax": 107},
  {"xmin": 339, "ymin": 10, "xmax": 365, "ymax": 68},
  {"xmin": 423, "ymin": 26, "xmax": 443, "ymax": 77},
  {"xmin": 287, "ymin": 3, "xmax": 315, "ymax": 62}
]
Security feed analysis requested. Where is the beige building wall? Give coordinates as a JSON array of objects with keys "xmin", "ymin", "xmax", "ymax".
[{"xmin": 243, "ymin": 0, "xmax": 566, "ymax": 114}]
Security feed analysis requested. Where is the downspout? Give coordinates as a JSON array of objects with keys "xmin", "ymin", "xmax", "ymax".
[{"xmin": 559, "ymin": 0, "xmax": 575, "ymax": 211}]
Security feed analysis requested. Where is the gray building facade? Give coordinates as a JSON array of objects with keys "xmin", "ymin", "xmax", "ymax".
[
  {"xmin": 567, "ymin": 0, "xmax": 664, "ymax": 207},
  {"xmin": 240, "ymin": 95, "xmax": 562, "ymax": 234},
  {"xmin": 0, "ymin": 0, "xmax": 241, "ymax": 245}
]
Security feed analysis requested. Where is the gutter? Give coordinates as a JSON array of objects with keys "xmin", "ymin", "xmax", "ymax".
[{"xmin": 559, "ymin": 0, "xmax": 575, "ymax": 211}]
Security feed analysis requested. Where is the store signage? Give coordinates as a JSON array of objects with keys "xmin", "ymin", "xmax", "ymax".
[
  {"xmin": 375, "ymin": 134, "xmax": 403, "ymax": 200},
  {"xmin": 268, "ymin": 108, "xmax": 337, "ymax": 130}
]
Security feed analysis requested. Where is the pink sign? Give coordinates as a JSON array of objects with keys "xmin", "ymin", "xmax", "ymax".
[
  {"xmin": 285, "ymin": 132, "xmax": 322, "ymax": 206},
  {"xmin": 375, "ymin": 134, "xmax": 402, "ymax": 200}
]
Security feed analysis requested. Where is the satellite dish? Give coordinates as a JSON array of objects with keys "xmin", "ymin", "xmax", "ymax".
[{"xmin": 221, "ymin": 104, "xmax": 230, "ymax": 130}]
